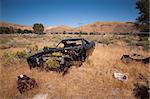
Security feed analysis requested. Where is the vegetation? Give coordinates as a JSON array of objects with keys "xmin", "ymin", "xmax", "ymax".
[
  {"xmin": 23, "ymin": 29, "xmax": 33, "ymax": 33},
  {"xmin": 98, "ymin": 38, "xmax": 114, "ymax": 45},
  {"xmin": 63, "ymin": 31, "xmax": 66, "ymax": 34},
  {"xmin": 0, "ymin": 26, "xmax": 33, "ymax": 34},
  {"xmin": 16, "ymin": 28, "xmax": 23, "ymax": 33},
  {"xmin": 1, "ymin": 50, "xmax": 29, "ymax": 67},
  {"xmin": 0, "ymin": 34, "xmax": 149, "ymax": 98},
  {"xmin": 9, "ymin": 26, "xmax": 15, "ymax": 33},
  {"xmin": 33, "ymin": 23, "xmax": 44, "ymax": 34},
  {"xmin": 45, "ymin": 57, "xmax": 61, "ymax": 68},
  {"xmin": 135, "ymin": 0, "xmax": 149, "ymax": 32},
  {"xmin": 45, "ymin": 52, "xmax": 64, "ymax": 69},
  {"xmin": 1, "ymin": 46, "xmax": 40, "ymax": 67},
  {"xmin": 15, "ymin": 50, "xmax": 31, "ymax": 59},
  {"xmin": 0, "ymin": 27, "xmax": 12, "ymax": 34},
  {"xmin": 1, "ymin": 52, "xmax": 18, "ymax": 67}
]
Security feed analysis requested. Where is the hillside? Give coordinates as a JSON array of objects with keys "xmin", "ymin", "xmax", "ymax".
[
  {"xmin": 45, "ymin": 25, "xmax": 72, "ymax": 33},
  {"xmin": 0, "ymin": 21, "xmax": 138, "ymax": 34},
  {"xmin": 75, "ymin": 22, "xmax": 138, "ymax": 33},
  {"xmin": 0, "ymin": 22, "xmax": 33, "ymax": 30},
  {"xmin": 45, "ymin": 21, "xmax": 138, "ymax": 34}
]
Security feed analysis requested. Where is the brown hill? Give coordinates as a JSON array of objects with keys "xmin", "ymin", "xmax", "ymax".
[
  {"xmin": 73, "ymin": 21, "xmax": 138, "ymax": 33},
  {"xmin": 45, "ymin": 21, "xmax": 138, "ymax": 34},
  {"xmin": 0, "ymin": 22, "xmax": 33, "ymax": 30},
  {"xmin": 45, "ymin": 25, "xmax": 72, "ymax": 33},
  {"xmin": 0, "ymin": 21, "xmax": 138, "ymax": 33}
]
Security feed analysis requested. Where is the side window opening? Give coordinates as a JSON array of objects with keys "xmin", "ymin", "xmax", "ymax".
[{"xmin": 57, "ymin": 39, "xmax": 87, "ymax": 48}]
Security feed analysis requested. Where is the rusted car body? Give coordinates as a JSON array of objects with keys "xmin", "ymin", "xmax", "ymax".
[
  {"xmin": 121, "ymin": 54, "xmax": 150, "ymax": 64},
  {"xmin": 27, "ymin": 38, "xmax": 95, "ymax": 72}
]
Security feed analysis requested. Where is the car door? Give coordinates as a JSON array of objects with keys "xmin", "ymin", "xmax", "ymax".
[{"xmin": 82, "ymin": 39, "xmax": 91, "ymax": 57}]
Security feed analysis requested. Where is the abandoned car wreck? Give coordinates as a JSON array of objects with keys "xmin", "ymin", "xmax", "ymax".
[
  {"xmin": 121, "ymin": 54, "xmax": 150, "ymax": 64},
  {"xmin": 27, "ymin": 38, "xmax": 95, "ymax": 72}
]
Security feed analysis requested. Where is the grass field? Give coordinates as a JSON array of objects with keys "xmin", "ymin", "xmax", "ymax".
[{"xmin": 0, "ymin": 34, "xmax": 149, "ymax": 99}]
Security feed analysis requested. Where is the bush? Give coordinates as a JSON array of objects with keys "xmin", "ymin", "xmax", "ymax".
[
  {"xmin": 33, "ymin": 23, "xmax": 44, "ymax": 34},
  {"xmin": 98, "ymin": 39, "xmax": 114, "ymax": 45},
  {"xmin": 45, "ymin": 52, "xmax": 65, "ymax": 69},
  {"xmin": 1, "ymin": 52, "xmax": 18, "ymax": 67},
  {"xmin": 27, "ymin": 45, "xmax": 39, "ymax": 53},
  {"xmin": 45, "ymin": 57, "xmax": 61, "ymax": 68},
  {"xmin": 63, "ymin": 31, "xmax": 66, "ymax": 34},
  {"xmin": 127, "ymin": 36, "xmax": 149, "ymax": 50},
  {"xmin": 15, "ymin": 50, "xmax": 31, "ymax": 59},
  {"xmin": 16, "ymin": 28, "xmax": 23, "ymax": 33},
  {"xmin": 0, "ymin": 26, "xmax": 33, "ymax": 34},
  {"xmin": 1, "ymin": 49, "xmax": 36, "ymax": 67},
  {"xmin": 23, "ymin": 29, "xmax": 33, "ymax": 33},
  {"xmin": 74, "ymin": 32, "xmax": 79, "ymax": 34},
  {"xmin": 0, "ymin": 27, "xmax": 11, "ymax": 34}
]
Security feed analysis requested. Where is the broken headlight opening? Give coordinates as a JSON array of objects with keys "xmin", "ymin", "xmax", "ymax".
[{"xmin": 64, "ymin": 50, "xmax": 67, "ymax": 53}]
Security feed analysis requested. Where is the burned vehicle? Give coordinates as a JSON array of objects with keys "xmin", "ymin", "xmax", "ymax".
[
  {"xmin": 121, "ymin": 54, "xmax": 150, "ymax": 64},
  {"xmin": 27, "ymin": 38, "xmax": 95, "ymax": 72}
]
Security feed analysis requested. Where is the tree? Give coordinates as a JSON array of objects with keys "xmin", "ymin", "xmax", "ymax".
[
  {"xmin": 0, "ymin": 27, "xmax": 10, "ymax": 34},
  {"xmin": 23, "ymin": 29, "xmax": 32, "ymax": 33},
  {"xmin": 17, "ymin": 28, "xmax": 23, "ymax": 34},
  {"xmin": 27, "ymin": 30, "xmax": 33, "ymax": 33},
  {"xmin": 33, "ymin": 23, "xmax": 44, "ymax": 34},
  {"xmin": 136, "ymin": 0, "xmax": 149, "ymax": 32},
  {"xmin": 63, "ymin": 31, "xmax": 66, "ymax": 34},
  {"xmin": 9, "ymin": 26, "xmax": 15, "ymax": 34}
]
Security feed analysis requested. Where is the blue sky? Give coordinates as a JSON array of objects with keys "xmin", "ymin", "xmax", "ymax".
[{"xmin": 1, "ymin": 0, "xmax": 138, "ymax": 27}]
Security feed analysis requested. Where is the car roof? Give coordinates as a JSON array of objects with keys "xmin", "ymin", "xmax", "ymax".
[{"xmin": 62, "ymin": 38, "xmax": 84, "ymax": 41}]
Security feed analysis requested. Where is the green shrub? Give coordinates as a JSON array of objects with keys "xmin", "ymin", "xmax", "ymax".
[
  {"xmin": 16, "ymin": 28, "xmax": 23, "ymax": 33},
  {"xmin": 127, "ymin": 36, "xmax": 149, "ymax": 50},
  {"xmin": 0, "ymin": 27, "xmax": 9, "ymax": 34},
  {"xmin": 23, "ymin": 29, "xmax": 33, "ymax": 33},
  {"xmin": 15, "ymin": 50, "xmax": 31, "ymax": 59},
  {"xmin": 98, "ymin": 39, "xmax": 113, "ymax": 45},
  {"xmin": 33, "ymin": 23, "xmax": 44, "ymax": 34},
  {"xmin": 45, "ymin": 57, "xmax": 61, "ymax": 68},
  {"xmin": 1, "ymin": 52, "xmax": 18, "ymax": 67},
  {"xmin": 27, "ymin": 45, "xmax": 39, "ymax": 53},
  {"xmin": 52, "ymin": 52, "xmax": 63, "ymax": 57},
  {"xmin": 1, "ymin": 50, "xmax": 34, "ymax": 67},
  {"xmin": 45, "ymin": 52, "xmax": 66, "ymax": 69}
]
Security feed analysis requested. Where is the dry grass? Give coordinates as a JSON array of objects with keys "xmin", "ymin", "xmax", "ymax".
[{"xmin": 0, "ymin": 34, "xmax": 149, "ymax": 99}]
